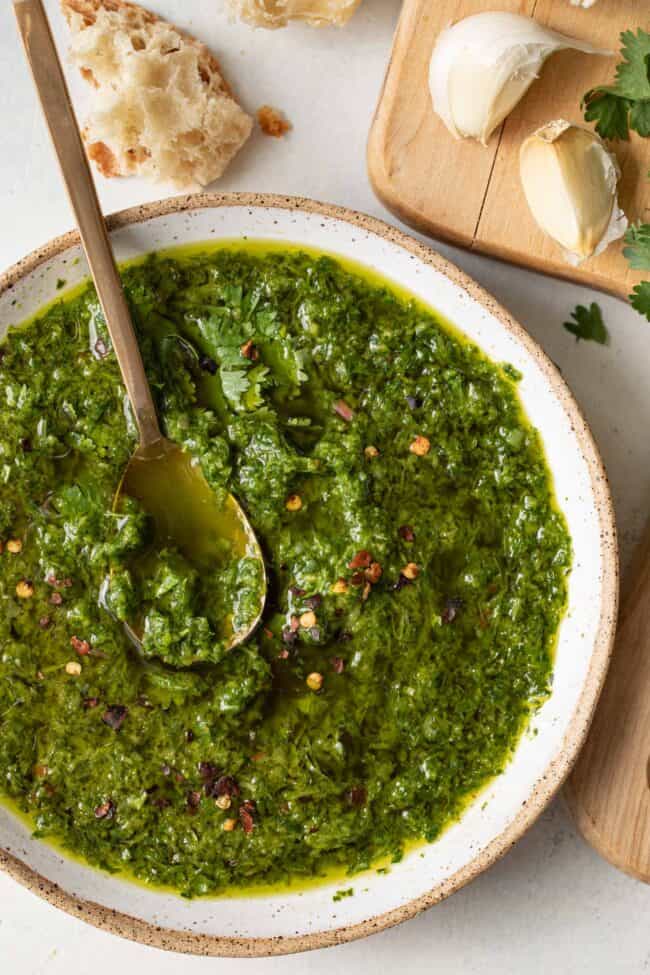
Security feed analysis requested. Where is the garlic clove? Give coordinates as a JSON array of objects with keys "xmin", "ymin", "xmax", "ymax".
[
  {"xmin": 429, "ymin": 12, "xmax": 609, "ymax": 146},
  {"xmin": 519, "ymin": 120, "xmax": 627, "ymax": 265}
]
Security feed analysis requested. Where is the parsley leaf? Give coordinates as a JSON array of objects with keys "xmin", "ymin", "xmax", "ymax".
[
  {"xmin": 563, "ymin": 303, "xmax": 609, "ymax": 344},
  {"xmin": 583, "ymin": 29, "xmax": 650, "ymax": 139},
  {"xmin": 630, "ymin": 281, "xmax": 650, "ymax": 321},
  {"xmin": 220, "ymin": 368, "xmax": 250, "ymax": 411},
  {"xmin": 623, "ymin": 223, "xmax": 650, "ymax": 270},
  {"xmin": 583, "ymin": 91, "xmax": 633, "ymax": 141}
]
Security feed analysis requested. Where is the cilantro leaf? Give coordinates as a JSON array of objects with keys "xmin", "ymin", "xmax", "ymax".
[
  {"xmin": 583, "ymin": 90, "xmax": 633, "ymax": 140},
  {"xmin": 220, "ymin": 369, "xmax": 250, "ymax": 411},
  {"xmin": 630, "ymin": 281, "xmax": 650, "ymax": 321},
  {"xmin": 243, "ymin": 365, "xmax": 270, "ymax": 411},
  {"xmin": 583, "ymin": 30, "xmax": 650, "ymax": 139},
  {"xmin": 563, "ymin": 303, "xmax": 609, "ymax": 345},
  {"xmin": 630, "ymin": 98, "xmax": 650, "ymax": 137},
  {"xmin": 623, "ymin": 223, "xmax": 650, "ymax": 270},
  {"xmin": 610, "ymin": 30, "xmax": 650, "ymax": 100}
]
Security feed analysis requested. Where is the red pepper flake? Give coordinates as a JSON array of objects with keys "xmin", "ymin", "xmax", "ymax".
[
  {"xmin": 49, "ymin": 592, "xmax": 63, "ymax": 606},
  {"xmin": 333, "ymin": 399, "xmax": 354, "ymax": 422},
  {"xmin": 349, "ymin": 550, "xmax": 372, "ymax": 570},
  {"xmin": 240, "ymin": 339, "xmax": 259, "ymax": 361},
  {"xmin": 94, "ymin": 799, "xmax": 114, "ymax": 820},
  {"xmin": 399, "ymin": 525, "xmax": 415, "ymax": 542},
  {"xmin": 277, "ymin": 648, "xmax": 289, "ymax": 660},
  {"xmin": 331, "ymin": 656, "xmax": 345, "ymax": 674},
  {"xmin": 344, "ymin": 786, "xmax": 367, "ymax": 808},
  {"xmin": 251, "ymin": 752, "xmax": 266, "ymax": 762},
  {"xmin": 364, "ymin": 562, "xmax": 382, "ymax": 584},
  {"xmin": 289, "ymin": 615, "xmax": 300, "ymax": 632},
  {"xmin": 102, "ymin": 705, "xmax": 128, "ymax": 731},
  {"xmin": 239, "ymin": 799, "xmax": 256, "ymax": 834},
  {"xmin": 70, "ymin": 635, "xmax": 91, "ymax": 656},
  {"xmin": 198, "ymin": 761, "xmax": 219, "ymax": 783},
  {"xmin": 214, "ymin": 775, "xmax": 240, "ymax": 799},
  {"xmin": 263, "ymin": 627, "xmax": 274, "ymax": 639},
  {"xmin": 46, "ymin": 574, "xmax": 73, "ymax": 589},
  {"xmin": 39, "ymin": 615, "xmax": 51, "ymax": 629},
  {"xmin": 187, "ymin": 790, "xmax": 202, "ymax": 812},
  {"xmin": 83, "ymin": 696, "xmax": 99, "ymax": 709}
]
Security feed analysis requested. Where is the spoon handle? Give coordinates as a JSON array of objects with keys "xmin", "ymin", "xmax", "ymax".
[
  {"xmin": 14, "ymin": 0, "xmax": 162, "ymax": 448},
  {"xmin": 567, "ymin": 526, "xmax": 650, "ymax": 882}
]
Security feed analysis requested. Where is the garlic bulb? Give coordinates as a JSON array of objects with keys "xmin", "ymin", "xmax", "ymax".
[
  {"xmin": 429, "ymin": 12, "xmax": 608, "ymax": 145},
  {"xmin": 519, "ymin": 121, "xmax": 627, "ymax": 265}
]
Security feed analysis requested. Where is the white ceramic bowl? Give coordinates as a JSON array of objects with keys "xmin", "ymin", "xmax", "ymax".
[{"xmin": 0, "ymin": 194, "xmax": 617, "ymax": 956}]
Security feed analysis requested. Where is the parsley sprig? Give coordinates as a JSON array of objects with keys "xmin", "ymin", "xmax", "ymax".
[
  {"xmin": 563, "ymin": 303, "xmax": 609, "ymax": 344},
  {"xmin": 623, "ymin": 224, "xmax": 650, "ymax": 320},
  {"xmin": 583, "ymin": 29, "xmax": 650, "ymax": 140}
]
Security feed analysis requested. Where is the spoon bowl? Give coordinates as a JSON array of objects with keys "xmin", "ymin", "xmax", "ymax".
[{"xmin": 118, "ymin": 437, "xmax": 265, "ymax": 653}]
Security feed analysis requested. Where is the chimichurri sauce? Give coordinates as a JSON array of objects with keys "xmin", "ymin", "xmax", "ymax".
[{"xmin": 0, "ymin": 246, "xmax": 571, "ymax": 896}]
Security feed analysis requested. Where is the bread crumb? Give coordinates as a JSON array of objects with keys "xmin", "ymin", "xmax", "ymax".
[{"xmin": 257, "ymin": 105, "xmax": 291, "ymax": 138}]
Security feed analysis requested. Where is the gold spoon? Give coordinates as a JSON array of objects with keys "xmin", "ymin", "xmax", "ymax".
[{"xmin": 14, "ymin": 0, "xmax": 266, "ymax": 656}]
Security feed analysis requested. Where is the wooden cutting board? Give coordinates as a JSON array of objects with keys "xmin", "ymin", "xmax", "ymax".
[{"xmin": 368, "ymin": 0, "xmax": 649, "ymax": 300}]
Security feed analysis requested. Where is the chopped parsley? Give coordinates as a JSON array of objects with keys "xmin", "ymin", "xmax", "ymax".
[{"xmin": 0, "ymin": 246, "xmax": 571, "ymax": 896}]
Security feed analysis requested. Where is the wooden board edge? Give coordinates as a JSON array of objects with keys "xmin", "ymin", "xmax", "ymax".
[
  {"xmin": 367, "ymin": 123, "xmax": 632, "ymax": 303},
  {"xmin": 366, "ymin": 124, "xmax": 475, "ymax": 250}
]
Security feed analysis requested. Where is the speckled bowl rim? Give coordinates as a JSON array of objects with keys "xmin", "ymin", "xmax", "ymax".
[{"xmin": 0, "ymin": 192, "xmax": 619, "ymax": 957}]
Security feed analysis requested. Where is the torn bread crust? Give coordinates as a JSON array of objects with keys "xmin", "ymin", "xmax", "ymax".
[
  {"xmin": 226, "ymin": 0, "xmax": 363, "ymax": 29},
  {"xmin": 61, "ymin": 0, "xmax": 253, "ymax": 188}
]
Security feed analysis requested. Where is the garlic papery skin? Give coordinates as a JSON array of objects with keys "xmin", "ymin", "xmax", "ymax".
[
  {"xmin": 429, "ymin": 12, "xmax": 608, "ymax": 146},
  {"xmin": 519, "ymin": 120, "xmax": 627, "ymax": 265}
]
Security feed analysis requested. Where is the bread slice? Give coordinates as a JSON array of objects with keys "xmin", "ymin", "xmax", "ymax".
[
  {"xmin": 226, "ymin": 0, "xmax": 362, "ymax": 29},
  {"xmin": 61, "ymin": 0, "xmax": 253, "ymax": 188}
]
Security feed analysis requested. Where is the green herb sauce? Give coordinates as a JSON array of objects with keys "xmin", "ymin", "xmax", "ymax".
[{"xmin": 0, "ymin": 244, "xmax": 571, "ymax": 896}]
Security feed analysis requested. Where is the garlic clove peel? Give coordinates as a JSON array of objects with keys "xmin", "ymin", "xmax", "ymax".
[
  {"xmin": 429, "ymin": 12, "xmax": 610, "ymax": 146},
  {"xmin": 519, "ymin": 120, "xmax": 627, "ymax": 265}
]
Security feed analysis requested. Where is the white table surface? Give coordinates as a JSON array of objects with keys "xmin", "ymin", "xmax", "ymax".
[{"xmin": 1, "ymin": 0, "xmax": 649, "ymax": 971}]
